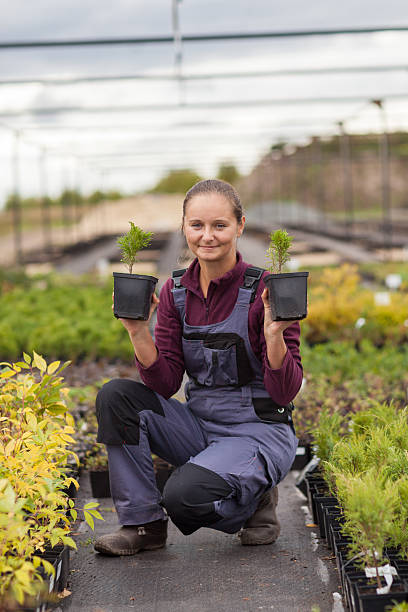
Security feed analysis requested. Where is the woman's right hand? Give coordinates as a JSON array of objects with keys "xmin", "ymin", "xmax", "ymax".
[{"xmin": 112, "ymin": 292, "xmax": 160, "ymax": 339}]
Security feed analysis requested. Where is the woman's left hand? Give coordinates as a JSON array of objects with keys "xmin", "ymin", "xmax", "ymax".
[{"xmin": 261, "ymin": 288, "xmax": 294, "ymax": 338}]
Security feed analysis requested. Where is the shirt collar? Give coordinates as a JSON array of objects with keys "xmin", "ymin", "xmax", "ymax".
[{"xmin": 181, "ymin": 252, "xmax": 245, "ymax": 295}]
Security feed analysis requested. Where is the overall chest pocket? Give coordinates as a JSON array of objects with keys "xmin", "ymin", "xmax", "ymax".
[{"xmin": 183, "ymin": 332, "xmax": 254, "ymax": 387}]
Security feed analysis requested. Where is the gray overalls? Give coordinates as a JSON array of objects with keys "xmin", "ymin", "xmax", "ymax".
[{"xmin": 97, "ymin": 267, "xmax": 298, "ymax": 535}]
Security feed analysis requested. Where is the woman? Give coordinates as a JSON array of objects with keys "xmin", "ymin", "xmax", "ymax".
[{"xmin": 94, "ymin": 179, "xmax": 302, "ymax": 556}]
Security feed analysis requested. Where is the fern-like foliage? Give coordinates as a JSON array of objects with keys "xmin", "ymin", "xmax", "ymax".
[
  {"xmin": 266, "ymin": 229, "xmax": 293, "ymax": 274},
  {"xmin": 116, "ymin": 222, "xmax": 153, "ymax": 273}
]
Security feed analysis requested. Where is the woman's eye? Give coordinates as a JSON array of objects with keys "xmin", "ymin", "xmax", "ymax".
[{"xmin": 216, "ymin": 224, "xmax": 226, "ymax": 229}]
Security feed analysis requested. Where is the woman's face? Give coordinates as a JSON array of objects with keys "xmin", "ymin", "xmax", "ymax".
[{"xmin": 183, "ymin": 192, "xmax": 245, "ymax": 264}]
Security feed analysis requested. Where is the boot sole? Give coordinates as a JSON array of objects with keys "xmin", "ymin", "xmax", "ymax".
[
  {"xmin": 94, "ymin": 541, "xmax": 166, "ymax": 556},
  {"xmin": 240, "ymin": 536, "xmax": 279, "ymax": 546},
  {"xmin": 239, "ymin": 528, "xmax": 280, "ymax": 546}
]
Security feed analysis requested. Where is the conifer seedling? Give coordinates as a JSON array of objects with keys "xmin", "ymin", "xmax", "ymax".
[
  {"xmin": 117, "ymin": 222, "xmax": 153, "ymax": 274},
  {"xmin": 266, "ymin": 229, "xmax": 293, "ymax": 274}
]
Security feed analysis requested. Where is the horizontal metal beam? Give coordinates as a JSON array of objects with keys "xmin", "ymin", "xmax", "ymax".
[
  {"xmin": 1, "ymin": 26, "xmax": 408, "ymax": 49},
  {"xmin": 1, "ymin": 64, "xmax": 407, "ymax": 86},
  {"xmin": 1, "ymin": 93, "xmax": 407, "ymax": 118}
]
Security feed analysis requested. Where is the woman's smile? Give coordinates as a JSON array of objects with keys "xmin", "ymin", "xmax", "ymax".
[{"xmin": 183, "ymin": 192, "xmax": 245, "ymax": 270}]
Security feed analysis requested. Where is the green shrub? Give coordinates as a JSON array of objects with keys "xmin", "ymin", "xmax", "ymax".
[
  {"xmin": 0, "ymin": 353, "xmax": 103, "ymax": 608},
  {"xmin": 0, "ymin": 280, "xmax": 133, "ymax": 361}
]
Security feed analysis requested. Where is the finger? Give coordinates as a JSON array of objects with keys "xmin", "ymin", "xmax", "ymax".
[{"xmin": 261, "ymin": 287, "xmax": 270, "ymax": 308}]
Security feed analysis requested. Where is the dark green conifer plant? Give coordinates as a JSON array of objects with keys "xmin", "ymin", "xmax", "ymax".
[
  {"xmin": 265, "ymin": 229, "xmax": 293, "ymax": 274},
  {"xmin": 117, "ymin": 222, "xmax": 153, "ymax": 274}
]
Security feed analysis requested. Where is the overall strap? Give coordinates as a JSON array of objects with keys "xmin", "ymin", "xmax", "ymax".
[
  {"xmin": 171, "ymin": 268, "xmax": 187, "ymax": 319},
  {"xmin": 239, "ymin": 266, "xmax": 264, "ymax": 304}
]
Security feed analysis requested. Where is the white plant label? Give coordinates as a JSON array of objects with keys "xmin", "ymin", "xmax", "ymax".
[{"xmin": 364, "ymin": 563, "xmax": 397, "ymax": 594}]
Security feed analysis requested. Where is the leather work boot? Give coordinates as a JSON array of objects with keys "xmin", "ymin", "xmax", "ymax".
[
  {"xmin": 94, "ymin": 518, "xmax": 168, "ymax": 556},
  {"xmin": 239, "ymin": 487, "xmax": 280, "ymax": 546}
]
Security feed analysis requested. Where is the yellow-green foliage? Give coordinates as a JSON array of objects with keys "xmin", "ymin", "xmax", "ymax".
[
  {"xmin": 0, "ymin": 352, "xmax": 103, "ymax": 607},
  {"xmin": 303, "ymin": 264, "xmax": 408, "ymax": 344},
  {"xmin": 304, "ymin": 264, "xmax": 370, "ymax": 342},
  {"xmin": 336, "ymin": 468, "xmax": 400, "ymax": 574},
  {"xmin": 319, "ymin": 402, "xmax": 408, "ymax": 566}
]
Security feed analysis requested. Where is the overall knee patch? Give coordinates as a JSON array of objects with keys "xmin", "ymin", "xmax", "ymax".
[
  {"xmin": 162, "ymin": 462, "xmax": 233, "ymax": 535},
  {"xmin": 96, "ymin": 379, "xmax": 164, "ymax": 445}
]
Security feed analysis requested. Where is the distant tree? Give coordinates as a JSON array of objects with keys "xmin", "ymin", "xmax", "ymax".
[
  {"xmin": 105, "ymin": 190, "xmax": 123, "ymax": 201},
  {"xmin": 4, "ymin": 194, "xmax": 41, "ymax": 210},
  {"xmin": 217, "ymin": 162, "xmax": 240, "ymax": 184},
  {"xmin": 4, "ymin": 193, "xmax": 20, "ymax": 211},
  {"xmin": 59, "ymin": 189, "xmax": 82, "ymax": 207},
  {"xmin": 42, "ymin": 196, "xmax": 54, "ymax": 208},
  {"xmin": 87, "ymin": 190, "xmax": 105, "ymax": 204},
  {"xmin": 150, "ymin": 169, "xmax": 203, "ymax": 194}
]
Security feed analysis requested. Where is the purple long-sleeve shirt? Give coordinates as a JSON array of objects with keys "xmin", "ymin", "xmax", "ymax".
[{"xmin": 136, "ymin": 252, "xmax": 303, "ymax": 403}]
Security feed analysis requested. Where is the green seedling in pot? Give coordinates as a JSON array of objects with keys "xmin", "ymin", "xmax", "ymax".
[
  {"xmin": 117, "ymin": 222, "xmax": 153, "ymax": 274},
  {"xmin": 266, "ymin": 229, "xmax": 293, "ymax": 274}
]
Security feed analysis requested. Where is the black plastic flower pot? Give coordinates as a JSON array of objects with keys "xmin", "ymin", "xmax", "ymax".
[
  {"xmin": 308, "ymin": 480, "xmax": 331, "ymax": 525},
  {"xmin": 290, "ymin": 443, "xmax": 312, "ymax": 470},
  {"xmin": 263, "ymin": 271, "xmax": 309, "ymax": 321},
  {"xmin": 34, "ymin": 545, "xmax": 69, "ymax": 598},
  {"xmin": 345, "ymin": 572, "xmax": 368, "ymax": 612},
  {"xmin": 315, "ymin": 496, "xmax": 338, "ymax": 539},
  {"xmin": 90, "ymin": 469, "xmax": 111, "ymax": 498},
  {"xmin": 305, "ymin": 474, "xmax": 326, "ymax": 522},
  {"xmin": 113, "ymin": 272, "xmax": 158, "ymax": 320},
  {"xmin": 47, "ymin": 545, "xmax": 70, "ymax": 592},
  {"xmin": 356, "ymin": 581, "xmax": 408, "ymax": 612},
  {"xmin": 325, "ymin": 509, "xmax": 343, "ymax": 551},
  {"xmin": 295, "ymin": 455, "xmax": 320, "ymax": 497}
]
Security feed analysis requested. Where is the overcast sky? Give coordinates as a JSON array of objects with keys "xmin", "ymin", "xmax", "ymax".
[{"xmin": 0, "ymin": 0, "xmax": 408, "ymax": 206}]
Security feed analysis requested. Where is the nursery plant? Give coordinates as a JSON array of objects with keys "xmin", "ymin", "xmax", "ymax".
[
  {"xmin": 113, "ymin": 221, "xmax": 158, "ymax": 320},
  {"xmin": 116, "ymin": 221, "xmax": 153, "ymax": 274},
  {"xmin": 84, "ymin": 443, "xmax": 111, "ymax": 498},
  {"xmin": 84, "ymin": 442, "xmax": 109, "ymax": 471},
  {"xmin": 263, "ymin": 228, "xmax": 309, "ymax": 320},
  {"xmin": 265, "ymin": 229, "xmax": 293, "ymax": 274},
  {"xmin": 0, "ymin": 352, "xmax": 104, "ymax": 608},
  {"xmin": 336, "ymin": 468, "xmax": 400, "ymax": 589},
  {"xmin": 0, "ymin": 278, "xmax": 134, "ymax": 361}
]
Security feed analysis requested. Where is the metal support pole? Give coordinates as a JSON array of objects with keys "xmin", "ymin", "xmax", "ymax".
[
  {"xmin": 313, "ymin": 136, "xmax": 327, "ymax": 232},
  {"xmin": 278, "ymin": 155, "xmax": 284, "ymax": 225},
  {"xmin": 372, "ymin": 100, "xmax": 391, "ymax": 253},
  {"xmin": 284, "ymin": 152, "xmax": 293, "ymax": 227},
  {"xmin": 12, "ymin": 130, "xmax": 22, "ymax": 265},
  {"xmin": 305, "ymin": 143, "xmax": 313, "ymax": 229},
  {"xmin": 39, "ymin": 147, "xmax": 52, "ymax": 254},
  {"xmin": 338, "ymin": 121, "xmax": 354, "ymax": 240},
  {"xmin": 172, "ymin": 0, "xmax": 184, "ymax": 104},
  {"xmin": 293, "ymin": 151, "xmax": 301, "ymax": 228},
  {"xmin": 99, "ymin": 169, "xmax": 107, "ymax": 236},
  {"xmin": 73, "ymin": 157, "xmax": 82, "ymax": 232},
  {"xmin": 60, "ymin": 163, "xmax": 71, "ymax": 244},
  {"xmin": 274, "ymin": 153, "xmax": 282, "ymax": 226}
]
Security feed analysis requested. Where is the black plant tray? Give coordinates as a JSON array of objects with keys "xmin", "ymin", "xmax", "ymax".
[{"xmin": 90, "ymin": 469, "xmax": 111, "ymax": 498}]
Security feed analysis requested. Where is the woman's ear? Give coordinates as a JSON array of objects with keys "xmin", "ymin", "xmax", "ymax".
[{"xmin": 237, "ymin": 215, "xmax": 246, "ymax": 237}]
